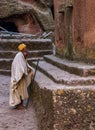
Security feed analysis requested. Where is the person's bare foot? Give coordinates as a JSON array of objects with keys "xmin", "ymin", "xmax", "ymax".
[{"xmin": 16, "ymin": 103, "xmax": 24, "ymax": 109}]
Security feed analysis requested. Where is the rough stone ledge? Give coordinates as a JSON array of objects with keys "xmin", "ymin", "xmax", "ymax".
[
  {"xmin": 44, "ymin": 55, "xmax": 95, "ymax": 77},
  {"xmin": 32, "ymin": 60, "xmax": 95, "ymax": 86},
  {"xmin": 0, "ymin": 50, "xmax": 52, "ymax": 58},
  {"xmin": 0, "ymin": 58, "xmax": 43, "ymax": 70},
  {"xmin": 0, "ymin": 38, "xmax": 52, "ymax": 44},
  {"xmin": 31, "ymin": 70, "xmax": 95, "ymax": 130},
  {"xmin": 0, "ymin": 39, "xmax": 52, "ymax": 51},
  {"xmin": 0, "ymin": 69, "xmax": 10, "ymax": 75}
]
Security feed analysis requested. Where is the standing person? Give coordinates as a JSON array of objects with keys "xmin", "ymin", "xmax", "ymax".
[{"xmin": 9, "ymin": 43, "xmax": 34, "ymax": 109}]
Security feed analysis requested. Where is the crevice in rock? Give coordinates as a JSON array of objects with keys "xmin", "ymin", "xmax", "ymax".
[
  {"xmin": 0, "ymin": 20, "xmax": 18, "ymax": 32},
  {"xmin": 50, "ymin": 5, "xmax": 54, "ymax": 19}
]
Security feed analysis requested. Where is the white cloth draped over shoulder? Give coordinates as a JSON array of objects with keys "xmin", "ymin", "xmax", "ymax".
[{"xmin": 9, "ymin": 52, "xmax": 33, "ymax": 107}]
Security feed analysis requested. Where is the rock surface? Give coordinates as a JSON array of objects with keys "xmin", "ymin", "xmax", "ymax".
[
  {"xmin": 32, "ymin": 69, "xmax": 95, "ymax": 130},
  {"xmin": 0, "ymin": 0, "xmax": 54, "ymax": 34}
]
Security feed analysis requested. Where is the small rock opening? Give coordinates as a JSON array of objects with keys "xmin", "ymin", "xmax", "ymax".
[
  {"xmin": 51, "ymin": 5, "xmax": 54, "ymax": 19},
  {"xmin": 0, "ymin": 21, "xmax": 18, "ymax": 32}
]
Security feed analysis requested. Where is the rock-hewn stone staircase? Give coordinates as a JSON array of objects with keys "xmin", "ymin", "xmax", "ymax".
[
  {"xmin": 30, "ymin": 55, "xmax": 95, "ymax": 130},
  {"xmin": 32, "ymin": 55, "xmax": 95, "ymax": 86},
  {"xmin": 1, "ymin": 32, "xmax": 95, "ymax": 130},
  {"xmin": 0, "ymin": 32, "xmax": 53, "ymax": 75}
]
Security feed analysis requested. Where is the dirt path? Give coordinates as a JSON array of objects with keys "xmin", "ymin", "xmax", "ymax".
[{"xmin": 0, "ymin": 75, "xmax": 39, "ymax": 130}]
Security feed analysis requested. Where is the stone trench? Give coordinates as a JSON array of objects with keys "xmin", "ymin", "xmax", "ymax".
[
  {"xmin": 0, "ymin": 74, "xmax": 39, "ymax": 130},
  {"xmin": 0, "ymin": 36, "xmax": 53, "ymax": 130}
]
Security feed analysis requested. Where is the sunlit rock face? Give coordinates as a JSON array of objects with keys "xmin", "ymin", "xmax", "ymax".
[{"xmin": 0, "ymin": 0, "xmax": 54, "ymax": 34}]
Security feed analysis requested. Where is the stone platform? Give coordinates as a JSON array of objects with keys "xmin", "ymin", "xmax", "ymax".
[{"xmin": 31, "ymin": 55, "xmax": 95, "ymax": 130}]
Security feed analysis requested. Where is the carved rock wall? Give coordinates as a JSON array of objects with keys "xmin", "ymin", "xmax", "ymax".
[
  {"xmin": 0, "ymin": 0, "xmax": 54, "ymax": 34},
  {"xmin": 54, "ymin": 0, "xmax": 95, "ymax": 63}
]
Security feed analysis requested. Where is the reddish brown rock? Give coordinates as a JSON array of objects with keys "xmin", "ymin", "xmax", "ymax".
[{"xmin": 54, "ymin": 0, "xmax": 95, "ymax": 63}]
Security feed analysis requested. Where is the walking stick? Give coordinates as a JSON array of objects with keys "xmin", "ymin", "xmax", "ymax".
[
  {"xmin": 31, "ymin": 58, "xmax": 40, "ymax": 86},
  {"xmin": 25, "ymin": 59, "xmax": 40, "ymax": 108}
]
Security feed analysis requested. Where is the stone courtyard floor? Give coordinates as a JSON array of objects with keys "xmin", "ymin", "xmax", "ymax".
[{"xmin": 0, "ymin": 75, "xmax": 39, "ymax": 130}]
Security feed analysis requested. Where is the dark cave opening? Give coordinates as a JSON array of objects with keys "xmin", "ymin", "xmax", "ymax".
[
  {"xmin": 0, "ymin": 21, "xmax": 18, "ymax": 32},
  {"xmin": 51, "ymin": 5, "xmax": 54, "ymax": 19}
]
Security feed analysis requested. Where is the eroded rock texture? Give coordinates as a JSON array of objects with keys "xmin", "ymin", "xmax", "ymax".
[{"xmin": 0, "ymin": 0, "xmax": 54, "ymax": 34}]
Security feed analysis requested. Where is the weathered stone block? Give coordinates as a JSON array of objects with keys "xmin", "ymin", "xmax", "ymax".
[
  {"xmin": 31, "ymin": 82, "xmax": 54, "ymax": 130},
  {"xmin": 52, "ymin": 87, "xmax": 95, "ymax": 130},
  {"xmin": 32, "ymin": 78, "xmax": 95, "ymax": 130}
]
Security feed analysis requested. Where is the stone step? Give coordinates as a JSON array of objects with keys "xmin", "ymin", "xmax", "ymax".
[
  {"xmin": 44, "ymin": 55, "xmax": 95, "ymax": 77},
  {"xmin": 33, "ymin": 69, "xmax": 95, "ymax": 130},
  {"xmin": 0, "ymin": 58, "xmax": 12, "ymax": 70},
  {"xmin": 32, "ymin": 60, "xmax": 95, "ymax": 86},
  {"xmin": 0, "ymin": 34, "xmax": 37, "ymax": 39},
  {"xmin": 0, "ymin": 69, "xmax": 11, "ymax": 75},
  {"xmin": 0, "ymin": 51, "xmax": 16, "ymax": 58},
  {"xmin": 0, "ymin": 50, "xmax": 53, "ymax": 58},
  {"xmin": 0, "ymin": 57, "xmax": 43, "ymax": 70},
  {"xmin": 0, "ymin": 34, "xmax": 22, "ymax": 39},
  {"xmin": 35, "ymin": 69, "xmax": 95, "ymax": 91},
  {"xmin": 0, "ymin": 32, "xmax": 39, "ymax": 39},
  {"xmin": 0, "ymin": 39, "xmax": 52, "ymax": 51},
  {"xmin": 34, "ymin": 69, "xmax": 65, "ymax": 90}
]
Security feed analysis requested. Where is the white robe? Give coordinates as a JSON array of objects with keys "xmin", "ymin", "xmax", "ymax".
[{"xmin": 9, "ymin": 52, "xmax": 33, "ymax": 107}]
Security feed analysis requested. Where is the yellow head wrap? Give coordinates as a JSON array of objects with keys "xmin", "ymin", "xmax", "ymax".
[{"xmin": 18, "ymin": 43, "xmax": 26, "ymax": 51}]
